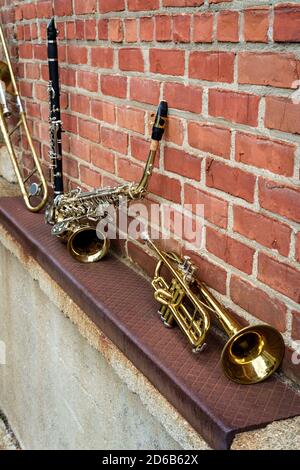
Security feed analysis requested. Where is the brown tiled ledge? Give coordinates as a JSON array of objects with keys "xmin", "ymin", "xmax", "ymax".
[{"xmin": 0, "ymin": 196, "xmax": 300, "ymax": 450}]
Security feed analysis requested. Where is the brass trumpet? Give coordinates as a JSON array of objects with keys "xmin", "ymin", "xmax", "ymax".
[
  {"xmin": 0, "ymin": 23, "xmax": 48, "ymax": 212},
  {"xmin": 142, "ymin": 234, "xmax": 285, "ymax": 384}
]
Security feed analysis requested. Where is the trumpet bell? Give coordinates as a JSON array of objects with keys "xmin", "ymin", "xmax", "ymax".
[
  {"xmin": 221, "ymin": 324, "xmax": 285, "ymax": 385},
  {"xmin": 67, "ymin": 226, "xmax": 110, "ymax": 263}
]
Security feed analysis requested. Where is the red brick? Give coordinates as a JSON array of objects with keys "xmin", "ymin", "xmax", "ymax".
[
  {"xmin": 91, "ymin": 47, "xmax": 114, "ymax": 69},
  {"xmin": 54, "ymin": 0, "xmax": 73, "ymax": 16},
  {"xmin": 85, "ymin": 19, "xmax": 96, "ymax": 40},
  {"xmin": 155, "ymin": 15, "xmax": 172, "ymax": 42},
  {"xmin": 188, "ymin": 122, "xmax": 231, "ymax": 158},
  {"xmin": 79, "ymin": 120, "xmax": 100, "ymax": 143},
  {"xmin": 244, "ymin": 7, "xmax": 269, "ymax": 43},
  {"xmin": 274, "ymin": 4, "xmax": 300, "ymax": 42},
  {"xmin": 91, "ymin": 100, "xmax": 115, "ymax": 124},
  {"xmin": 164, "ymin": 147, "xmax": 201, "ymax": 181},
  {"xmin": 64, "ymin": 156, "xmax": 79, "ymax": 179},
  {"xmin": 164, "ymin": 82, "xmax": 202, "ymax": 114},
  {"xmin": 265, "ymin": 97, "xmax": 300, "ymax": 135},
  {"xmin": 26, "ymin": 102, "xmax": 41, "ymax": 119},
  {"xmin": 67, "ymin": 46, "xmax": 87, "ymax": 65},
  {"xmin": 150, "ymin": 49, "xmax": 185, "ymax": 76},
  {"xmin": 108, "ymin": 18, "xmax": 123, "ymax": 42},
  {"xmin": 236, "ymin": 133, "xmax": 295, "ymax": 177},
  {"xmin": 217, "ymin": 11, "xmax": 239, "ymax": 42},
  {"xmin": 58, "ymin": 45, "xmax": 67, "ymax": 63},
  {"xmin": 34, "ymin": 83, "xmax": 46, "ymax": 101},
  {"xmin": 19, "ymin": 81, "xmax": 32, "ymax": 101},
  {"xmin": 259, "ymin": 179, "xmax": 300, "ymax": 223},
  {"xmin": 130, "ymin": 78, "xmax": 160, "ymax": 105},
  {"xmin": 130, "ymin": 136, "xmax": 152, "ymax": 163},
  {"xmin": 26, "ymin": 63, "xmax": 40, "ymax": 80},
  {"xmin": 74, "ymin": 0, "xmax": 96, "ymax": 14},
  {"xmin": 164, "ymin": 0, "xmax": 204, "ymax": 5},
  {"xmin": 206, "ymin": 160, "xmax": 256, "ymax": 202},
  {"xmin": 258, "ymin": 253, "xmax": 300, "ymax": 302},
  {"xmin": 101, "ymin": 75, "xmax": 127, "ymax": 99},
  {"xmin": 125, "ymin": 19, "xmax": 138, "ymax": 42},
  {"xmin": 230, "ymin": 275, "xmax": 287, "ymax": 332},
  {"xmin": 61, "ymin": 113, "xmax": 78, "ymax": 134},
  {"xmin": 101, "ymin": 127, "xmax": 128, "ymax": 154},
  {"xmin": 70, "ymin": 136, "xmax": 91, "ymax": 162},
  {"xmin": 31, "ymin": 23, "xmax": 38, "ymax": 40},
  {"xmin": 206, "ymin": 227, "xmax": 254, "ymax": 274},
  {"xmin": 119, "ymin": 48, "xmax": 144, "ymax": 72},
  {"xmin": 149, "ymin": 173, "xmax": 181, "ymax": 203},
  {"xmin": 184, "ymin": 185, "xmax": 228, "ymax": 228},
  {"xmin": 36, "ymin": 1, "xmax": 52, "ymax": 18},
  {"xmin": 189, "ymin": 51, "xmax": 235, "ymax": 83},
  {"xmin": 296, "ymin": 233, "xmax": 300, "ymax": 263},
  {"xmin": 193, "ymin": 13, "xmax": 213, "ymax": 43},
  {"xmin": 15, "ymin": 6, "xmax": 23, "ymax": 20},
  {"xmin": 91, "ymin": 146, "xmax": 115, "ymax": 173},
  {"xmin": 127, "ymin": 241, "xmax": 158, "ymax": 278},
  {"xmin": 70, "ymin": 94, "xmax": 90, "ymax": 115},
  {"xmin": 60, "ymin": 68, "xmax": 76, "ymax": 87},
  {"xmin": 140, "ymin": 17, "xmax": 154, "ymax": 41},
  {"xmin": 238, "ymin": 52, "xmax": 300, "ymax": 88},
  {"xmin": 209, "ymin": 89, "xmax": 259, "ymax": 126},
  {"xmin": 99, "ymin": 0, "xmax": 125, "ymax": 12},
  {"xmin": 22, "ymin": 3, "xmax": 36, "ymax": 19},
  {"xmin": 19, "ymin": 44, "xmax": 33, "ymax": 60},
  {"xmin": 98, "ymin": 19, "xmax": 108, "ymax": 40},
  {"xmin": 80, "ymin": 166, "xmax": 101, "ymax": 188},
  {"xmin": 66, "ymin": 21, "xmax": 76, "ymax": 40},
  {"xmin": 233, "ymin": 206, "xmax": 291, "ymax": 257},
  {"xmin": 34, "ymin": 44, "xmax": 48, "ymax": 61},
  {"xmin": 165, "ymin": 116, "xmax": 184, "ymax": 146},
  {"xmin": 117, "ymin": 158, "xmax": 144, "ymax": 182},
  {"xmin": 173, "ymin": 15, "xmax": 191, "ymax": 43},
  {"xmin": 128, "ymin": 0, "xmax": 159, "ymax": 11},
  {"xmin": 77, "ymin": 71, "xmax": 98, "ymax": 92},
  {"xmin": 292, "ymin": 311, "xmax": 300, "ymax": 339},
  {"xmin": 117, "ymin": 106, "xmax": 145, "ymax": 134}
]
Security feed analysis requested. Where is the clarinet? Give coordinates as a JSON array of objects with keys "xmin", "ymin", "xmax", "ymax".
[{"xmin": 47, "ymin": 17, "xmax": 63, "ymax": 197}]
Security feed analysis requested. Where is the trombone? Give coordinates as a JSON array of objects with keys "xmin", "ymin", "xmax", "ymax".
[{"xmin": 0, "ymin": 23, "xmax": 48, "ymax": 212}]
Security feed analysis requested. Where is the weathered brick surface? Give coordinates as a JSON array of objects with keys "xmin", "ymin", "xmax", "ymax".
[{"xmin": 2, "ymin": 0, "xmax": 300, "ymax": 383}]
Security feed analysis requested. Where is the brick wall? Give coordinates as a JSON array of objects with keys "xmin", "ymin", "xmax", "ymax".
[{"xmin": 1, "ymin": 0, "xmax": 300, "ymax": 382}]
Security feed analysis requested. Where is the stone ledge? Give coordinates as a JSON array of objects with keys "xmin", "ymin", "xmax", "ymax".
[{"xmin": 0, "ymin": 196, "xmax": 300, "ymax": 450}]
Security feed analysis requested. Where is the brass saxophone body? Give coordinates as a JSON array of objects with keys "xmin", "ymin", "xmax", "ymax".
[{"xmin": 45, "ymin": 101, "xmax": 168, "ymax": 263}]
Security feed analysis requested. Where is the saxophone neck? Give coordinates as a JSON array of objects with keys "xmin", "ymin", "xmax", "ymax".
[{"xmin": 130, "ymin": 144, "xmax": 158, "ymax": 198}]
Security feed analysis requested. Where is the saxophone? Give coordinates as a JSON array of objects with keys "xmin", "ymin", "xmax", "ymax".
[{"xmin": 45, "ymin": 101, "xmax": 168, "ymax": 263}]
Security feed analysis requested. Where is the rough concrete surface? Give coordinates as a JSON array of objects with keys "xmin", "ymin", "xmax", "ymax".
[{"xmin": 0, "ymin": 416, "xmax": 19, "ymax": 450}]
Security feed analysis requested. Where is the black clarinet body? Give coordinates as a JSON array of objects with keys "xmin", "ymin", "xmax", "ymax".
[{"xmin": 47, "ymin": 17, "xmax": 63, "ymax": 196}]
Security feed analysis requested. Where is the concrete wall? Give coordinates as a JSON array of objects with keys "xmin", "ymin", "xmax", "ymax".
[{"xmin": 0, "ymin": 241, "xmax": 183, "ymax": 450}]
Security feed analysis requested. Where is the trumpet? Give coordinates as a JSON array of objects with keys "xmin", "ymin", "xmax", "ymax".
[
  {"xmin": 142, "ymin": 233, "xmax": 285, "ymax": 384},
  {"xmin": 45, "ymin": 101, "xmax": 168, "ymax": 263},
  {"xmin": 0, "ymin": 23, "xmax": 48, "ymax": 212}
]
